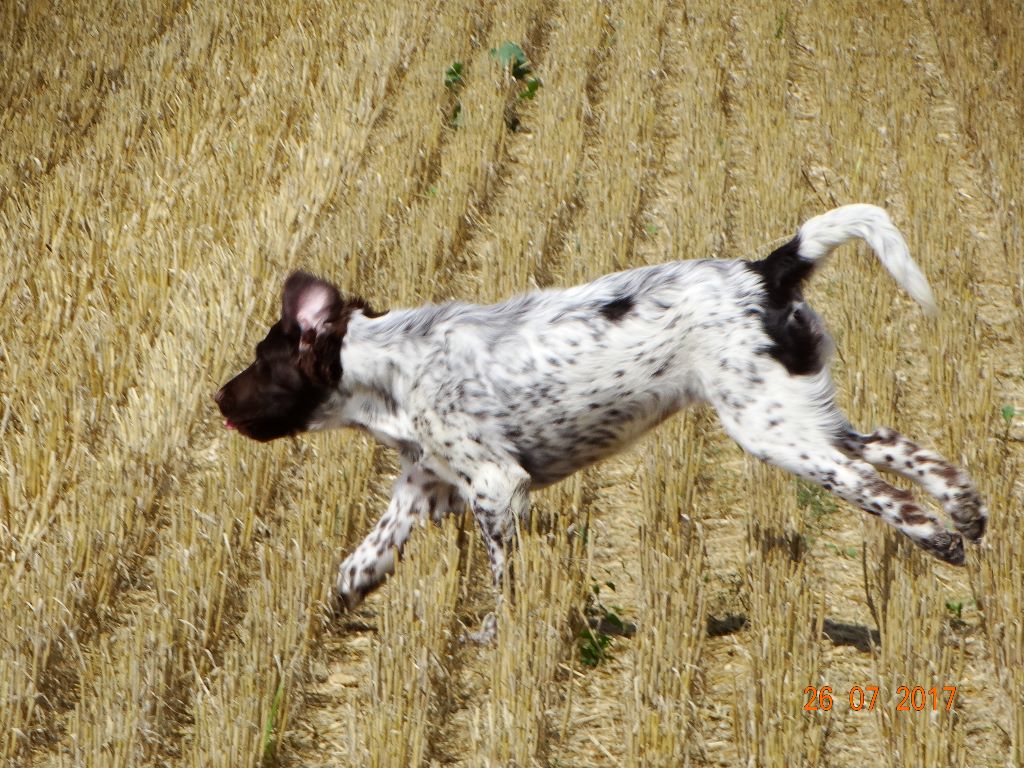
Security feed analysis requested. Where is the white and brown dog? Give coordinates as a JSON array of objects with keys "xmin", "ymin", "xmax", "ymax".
[{"xmin": 216, "ymin": 205, "xmax": 986, "ymax": 630}]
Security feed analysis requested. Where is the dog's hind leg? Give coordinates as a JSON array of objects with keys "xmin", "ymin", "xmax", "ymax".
[
  {"xmin": 837, "ymin": 428, "xmax": 987, "ymax": 542},
  {"xmin": 708, "ymin": 374, "xmax": 965, "ymax": 565},
  {"xmin": 736, "ymin": 436, "xmax": 964, "ymax": 564}
]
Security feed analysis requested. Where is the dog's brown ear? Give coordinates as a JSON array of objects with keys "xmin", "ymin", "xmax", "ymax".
[{"xmin": 282, "ymin": 271, "xmax": 343, "ymax": 342}]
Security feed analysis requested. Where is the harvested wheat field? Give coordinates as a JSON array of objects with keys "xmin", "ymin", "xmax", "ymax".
[{"xmin": 2, "ymin": 0, "xmax": 1023, "ymax": 766}]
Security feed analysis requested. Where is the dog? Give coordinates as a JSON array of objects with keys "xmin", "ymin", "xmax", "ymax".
[{"xmin": 215, "ymin": 204, "xmax": 986, "ymax": 632}]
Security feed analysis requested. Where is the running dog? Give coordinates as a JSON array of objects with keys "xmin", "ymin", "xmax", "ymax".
[{"xmin": 215, "ymin": 205, "xmax": 986, "ymax": 630}]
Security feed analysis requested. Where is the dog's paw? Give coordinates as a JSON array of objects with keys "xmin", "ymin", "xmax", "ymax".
[
  {"xmin": 950, "ymin": 489, "xmax": 987, "ymax": 543},
  {"xmin": 926, "ymin": 530, "xmax": 966, "ymax": 566},
  {"xmin": 333, "ymin": 560, "xmax": 370, "ymax": 616}
]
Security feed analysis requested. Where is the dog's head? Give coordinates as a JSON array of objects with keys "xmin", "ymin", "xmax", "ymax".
[{"xmin": 215, "ymin": 271, "xmax": 369, "ymax": 442}]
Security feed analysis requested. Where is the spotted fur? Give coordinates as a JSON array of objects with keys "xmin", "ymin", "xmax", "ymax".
[{"xmin": 215, "ymin": 205, "xmax": 986, "ymax": 630}]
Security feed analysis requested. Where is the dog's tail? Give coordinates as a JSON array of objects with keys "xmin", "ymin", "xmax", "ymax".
[{"xmin": 756, "ymin": 204, "xmax": 938, "ymax": 315}]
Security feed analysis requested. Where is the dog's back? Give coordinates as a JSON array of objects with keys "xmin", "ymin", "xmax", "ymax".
[{"xmin": 375, "ymin": 259, "xmax": 770, "ymax": 487}]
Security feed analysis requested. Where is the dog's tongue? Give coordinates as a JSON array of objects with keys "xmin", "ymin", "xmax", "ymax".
[{"xmin": 225, "ymin": 420, "xmax": 237, "ymax": 431}]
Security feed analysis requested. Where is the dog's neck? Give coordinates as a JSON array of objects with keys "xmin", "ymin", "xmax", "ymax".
[{"xmin": 312, "ymin": 310, "xmax": 424, "ymax": 454}]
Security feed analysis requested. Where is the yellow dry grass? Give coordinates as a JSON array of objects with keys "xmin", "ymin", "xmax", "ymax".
[{"xmin": 1, "ymin": 1, "xmax": 1021, "ymax": 766}]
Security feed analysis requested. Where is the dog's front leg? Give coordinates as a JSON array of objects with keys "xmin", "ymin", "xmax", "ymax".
[
  {"xmin": 334, "ymin": 465, "xmax": 461, "ymax": 612},
  {"xmin": 470, "ymin": 461, "xmax": 531, "ymax": 585},
  {"xmin": 460, "ymin": 459, "xmax": 532, "ymax": 642},
  {"xmin": 413, "ymin": 382, "xmax": 533, "ymax": 640}
]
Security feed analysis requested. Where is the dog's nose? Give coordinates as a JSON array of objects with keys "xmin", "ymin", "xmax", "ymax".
[{"xmin": 213, "ymin": 388, "xmax": 226, "ymax": 407}]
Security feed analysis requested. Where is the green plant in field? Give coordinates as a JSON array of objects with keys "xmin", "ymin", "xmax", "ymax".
[
  {"xmin": 774, "ymin": 9, "xmax": 788, "ymax": 38},
  {"xmin": 578, "ymin": 624, "xmax": 614, "ymax": 667},
  {"xmin": 444, "ymin": 61, "xmax": 464, "ymax": 90},
  {"xmin": 261, "ymin": 678, "xmax": 286, "ymax": 765},
  {"xmin": 518, "ymin": 77, "xmax": 542, "ymax": 101},
  {"xmin": 795, "ymin": 479, "xmax": 838, "ymax": 520},
  {"xmin": 578, "ymin": 580, "xmax": 629, "ymax": 667},
  {"xmin": 945, "ymin": 598, "xmax": 973, "ymax": 630},
  {"xmin": 491, "ymin": 41, "xmax": 531, "ymax": 79},
  {"xmin": 1001, "ymin": 404, "xmax": 1016, "ymax": 428},
  {"xmin": 444, "ymin": 61, "xmax": 465, "ymax": 128},
  {"xmin": 490, "ymin": 41, "xmax": 543, "ymax": 102}
]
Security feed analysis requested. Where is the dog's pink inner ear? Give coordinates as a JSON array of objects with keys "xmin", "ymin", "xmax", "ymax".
[
  {"xmin": 282, "ymin": 271, "xmax": 343, "ymax": 334},
  {"xmin": 295, "ymin": 285, "xmax": 334, "ymax": 331}
]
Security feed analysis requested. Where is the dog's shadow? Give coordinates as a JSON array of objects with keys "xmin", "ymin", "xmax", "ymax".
[
  {"xmin": 340, "ymin": 610, "xmax": 881, "ymax": 652},
  {"xmin": 706, "ymin": 612, "xmax": 881, "ymax": 652}
]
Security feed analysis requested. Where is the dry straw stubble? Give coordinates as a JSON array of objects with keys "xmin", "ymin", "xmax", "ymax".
[{"xmin": 2, "ymin": 0, "xmax": 1022, "ymax": 766}]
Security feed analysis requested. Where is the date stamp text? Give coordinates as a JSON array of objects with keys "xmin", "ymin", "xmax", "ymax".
[{"xmin": 803, "ymin": 685, "xmax": 958, "ymax": 712}]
